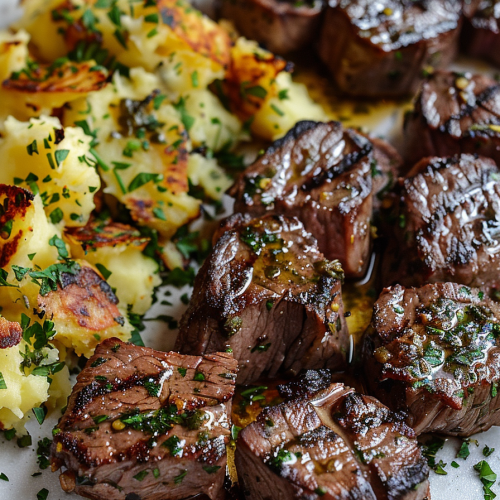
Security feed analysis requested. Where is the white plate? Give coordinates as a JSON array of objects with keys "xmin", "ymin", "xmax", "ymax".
[{"xmin": 0, "ymin": 1, "xmax": 499, "ymax": 498}]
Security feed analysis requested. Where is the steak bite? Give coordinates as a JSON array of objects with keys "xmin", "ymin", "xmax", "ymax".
[
  {"xmin": 175, "ymin": 214, "xmax": 348, "ymax": 384},
  {"xmin": 51, "ymin": 338, "xmax": 237, "ymax": 500},
  {"xmin": 229, "ymin": 120, "xmax": 375, "ymax": 278},
  {"xmin": 404, "ymin": 70, "xmax": 500, "ymax": 166},
  {"xmin": 363, "ymin": 283, "xmax": 500, "ymax": 437},
  {"xmin": 463, "ymin": 0, "xmax": 500, "ymax": 67},
  {"xmin": 383, "ymin": 154, "xmax": 500, "ymax": 290},
  {"xmin": 236, "ymin": 376, "xmax": 430, "ymax": 500},
  {"xmin": 219, "ymin": 0, "xmax": 325, "ymax": 54},
  {"xmin": 318, "ymin": 0, "xmax": 461, "ymax": 98}
]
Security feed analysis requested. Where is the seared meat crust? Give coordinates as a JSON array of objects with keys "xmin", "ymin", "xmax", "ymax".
[
  {"xmin": 51, "ymin": 339, "xmax": 237, "ymax": 500},
  {"xmin": 219, "ymin": 0, "xmax": 324, "ymax": 54},
  {"xmin": 383, "ymin": 154, "xmax": 500, "ymax": 290},
  {"xmin": 318, "ymin": 0, "xmax": 461, "ymax": 97},
  {"xmin": 363, "ymin": 283, "xmax": 500, "ymax": 436},
  {"xmin": 229, "ymin": 121, "xmax": 375, "ymax": 278},
  {"xmin": 176, "ymin": 214, "xmax": 348, "ymax": 384},
  {"xmin": 404, "ymin": 70, "xmax": 500, "ymax": 166},
  {"xmin": 236, "ymin": 378, "xmax": 430, "ymax": 500}
]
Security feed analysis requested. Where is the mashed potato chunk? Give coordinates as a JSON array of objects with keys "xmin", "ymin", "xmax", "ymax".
[{"xmin": 0, "ymin": 116, "xmax": 100, "ymax": 228}]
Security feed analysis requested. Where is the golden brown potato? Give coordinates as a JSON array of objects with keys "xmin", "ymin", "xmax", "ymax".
[
  {"xmin": 63, "ymin": 69, "xmax": 201, "ymax": 260},
  {"xmin": 1, "ymin": 58, "xmax": 108, "ymax": 121},
  {"xmin": 0, "ymin": 184, "xmax": 36, "ymax": 269},
  {"xmin": 3, "ymin": 60, "xmax": 107, "ymax": 93},
  {"xmin": 65, "ymin": 219, "xmax": 148, "ymax": 251},
  {"xmin": 0, "ymin": 317, "xmax": 22, "ymax": 349},
  {"xmin": 18, "ymin": 0, "xmax": 231, "ymax": 91},
  {"xmin": 65, "ymin": 219, "xmax": 161, "ymax": 314},
  {"xmin": 37, "ymin": 261, "xmax": 132, "ymax": 357},
  {"xmin": 222, "ymin": 37, "xmax": 289, "ymax": 121},
  {"xmin": 155, "ymin": 0, "xmax": 231, "ymax": 68}
]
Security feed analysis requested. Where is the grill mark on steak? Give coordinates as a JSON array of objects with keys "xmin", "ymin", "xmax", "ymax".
[
  {"xmin": 229, "ymin": 121, "xmax": 377, "ymax": 277},
  {"xmin": 51, "ymin": 339, "xmax": 237, "ymax": 500},
  {"xmin": 318, "ymin": 0, "xmax": 461, "ymax": 97},
  {"xmin": 236, "ymin": 377, "xmax": 430, "ymax": 500},
  {"xmin": 404, "ymin": 70, "xmax": 500, "ymax": 166},
  {"xmin": 382, "ymin": 154, "xmax": 500, "ymax": 290},
  {"xmin": 176, "ymin": 214, "xmax": 349, "ymax": 384},
  {"xmin": 363, "ymin": 282, "xmax": 500, "ymax": 436}
]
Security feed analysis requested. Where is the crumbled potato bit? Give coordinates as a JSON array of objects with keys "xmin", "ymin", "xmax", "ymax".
[{"xmin": 0, "ymin": 116, "xmax": 100, "ymax": 228}]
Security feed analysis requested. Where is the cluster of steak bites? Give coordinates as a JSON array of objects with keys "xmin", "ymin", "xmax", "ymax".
[{"xmin": 50, "ymin": 2, "xmax": 500, "ymax": 499}]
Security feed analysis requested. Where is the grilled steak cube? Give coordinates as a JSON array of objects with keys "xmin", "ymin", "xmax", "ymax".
[
  {"xmin": 175, "ymin": 214, "xmax": 348, "ymax": 384},
  {"xmin": 383, "ymin": 154, "xmax": 500, "ymax": 290},
  {"xmin": 219, "ymin": 0, "xmax": 325, "ymax": 54},
  {"xmin": 51, "ymin": 338, "xmax": 237, "ymax": 500},
  {"xmin": 236, "ymin": 378, "xmax": 430, "ymax": 500},
  {"xmin": 404, "ymin": 70, "xmax": 500, "ymax": 166},
  {"xmin": 363, "ymin": 282, "xmax": 500, "ymax": 436},
  {"xmin": 229, "ymin": 120, "xmax": 376, "ymax": 278},
  {"xmin": 318, "ymin": 0, "xmax": 461, "ymax": 98},
  {"xmin": 463, "ymin": 0, "xmax": 500, "ymax": 67}
]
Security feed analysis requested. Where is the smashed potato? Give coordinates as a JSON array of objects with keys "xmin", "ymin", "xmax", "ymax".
[
  {"xmin": 252, "ymin": 72, "xmax": 326, "ymax": 140},
  {"xmin": 0, "ymin": 340, "xmax": 51, "ymax": 432},
  {"xmin": 0, "ymin": 29, "xmax": 29, "ymax": 82},
  {"xmin": 0, "ymin": 116, "xmax": 101, "ymax": 228},
  {"xmin": 18, "ymin": 0, "xmax": 230, "ymax": 91},
  {"xmin": 0, "ymin": 184, "xmax": 62, "ymax": 320},
  {"xmin": 37, "ymin": 261, "xmax": 132, "ymax": 357},
  {"xmin": 66, "ymin": 219, "xmax": 161, "ymax": 315},
  {"xmin": 1, "ymin": 59, "xmax": 108, "ymax": 121},
  {"xmin": 222, "ymin": 37, "xmax": 325, "ymax": 140},
  {"xmin": 64, "ymin": 68, "xmax": 201, "ymax": 251}
]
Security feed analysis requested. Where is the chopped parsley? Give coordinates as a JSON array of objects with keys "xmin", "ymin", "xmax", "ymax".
[
  {"xmin": 162, "ymin": 435, "xmax": 182, "ymax": 456},
  {"xmin": 133, "ymin": 470, "xmax": 149, "ymax": 481},
  {"xmin": 174, "ymin": 469, "xmax": 187, "ymax": 484},
  {"xmin": 474, "ymin": 460, "xmax": 497, "ymax": 500},
  {"xmin": 202, "ymin": 465, "xmax": 221, "ymax": 474},
  {"xmin": 32, "ymin": 406, "xmax": 46, "ymax": 425},
  {"xmin": 36, "ymin": 438, "xmax": 52, "ymax": 470},
  {"xmin": 37, "ymin": 488, "xmax": 49, "ymax": 500},
  {"xmin": 457, "ymin": 440, "xmax": 471, "ymax": 460}
]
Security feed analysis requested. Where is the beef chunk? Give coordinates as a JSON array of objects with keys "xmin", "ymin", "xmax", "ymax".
[
  {"xmin": 404, "ymin": 70, "xmax": 500, "ymax": 166},
  {"xmin": 318, "ymin": 0, "xmax": 461, "ymax": 97},
  {"xmin": 175, "ymin": 214, "xmax": 348, "ymax": 384},
  {"xmin": 51, "ymin": 339, "xmax": 237, "ymax": 500},
  {"xmin": 236, "ymin": 378, "xmax": 430, "ymax": 500},
  {"xmin": 382, "ymin": 154, "xmax": 500, "ymax": 290},
  {"xmin": 229, "ymin": 121, "xmax": 376, "ymax": 278},
  {"xmin": 463, "ymin": 0, "xmax": 500, "ymax": 67},
  {"xmin": 219, "ymin": 0, "xmax": 325, "ymax": 54},
  {"xmin": 363, "ymin": 282, "xmax": 500, "ymax": 436}
]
